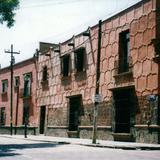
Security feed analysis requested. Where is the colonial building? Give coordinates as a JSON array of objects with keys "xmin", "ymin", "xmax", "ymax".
[
  {"xmin": 36, "ymin": 0, "xmax": 160, "ymax": 144},
  {"xmin": 0, "ymin": 57, "xmax": 38, "ymax": 134}
]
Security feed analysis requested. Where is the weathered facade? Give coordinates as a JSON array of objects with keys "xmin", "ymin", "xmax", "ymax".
[
  {"xmin": 0, "ymin": 58, "xmax": 38, "ymax": 135},
  {"xmin": 37, "ymin": 0, "xmax": 159, "ymax": 143}
]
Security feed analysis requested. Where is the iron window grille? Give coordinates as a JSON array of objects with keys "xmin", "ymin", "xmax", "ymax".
[
  {"xmin": 74, "ymin": 47, "xmax": 86, "ymax": 73},
  {"xmin": 1, "ymin": 80, "xmax": 8, "ymax": 94},
  {"xmin": 0, "ymin": 107, "xmax": 5, "ymax": 126},
  {"xmin": 60, "ymin": 54, "xmax": 71, "ymax": 77},
  {"xmin": 42, "ymin": 66, "xmax": 48, "ymax": 82},
  {"xmin": 118, "ymin": 30, "xmax": 130, "ymax": 73},
  {"xmin": 22, "ymin": 105, "xmax": 29, "ymax": 125},
  {"xmin": 23, "ymin": 73, "xmax": 31, "ymax": 97}
]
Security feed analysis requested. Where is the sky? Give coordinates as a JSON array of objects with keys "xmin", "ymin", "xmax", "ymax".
[{"xmin": 0, "ymin": 0, "xmax": 141, "ymax": 68}]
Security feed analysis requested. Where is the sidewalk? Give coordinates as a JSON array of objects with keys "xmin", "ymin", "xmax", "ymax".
[{"xmin": 1, "ymin": 134, "xmax": 160, "ymax": 150}]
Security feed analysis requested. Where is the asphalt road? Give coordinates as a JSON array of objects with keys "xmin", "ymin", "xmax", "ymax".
[{"xmin": 0, "ymin": 137, "xmax": 160, "ymax": 160}]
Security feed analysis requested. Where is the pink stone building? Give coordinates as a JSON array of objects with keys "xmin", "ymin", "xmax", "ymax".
[
  {"xmin": 36, "ymin": 0, "xmax": 160, "ymax": 143},
  {"xmin": 0, "ymin": 58, "xmax": 38, "ymax": 134}
]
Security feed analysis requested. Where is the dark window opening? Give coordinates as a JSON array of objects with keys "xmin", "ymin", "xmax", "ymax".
[
  {"xmin": 75, "ymin": 47, "xmax": 86, "ymax": 72},
  {"xmin": 23, "ymin": 105, "xmax": 29, "ymax": 125},
  {"xmin": 42, "ymin": 66, "xmax": 48, "ymax": 81},
  {"xmin": 2, "ymin": 80, "xmax": 8, "ymax": 93},
  {"xmin": 23, "ymin": 74, "xmax": 31, "ymax": 97},
  {"xmin": 61, "ymin": 55, "xmax": 70, "ymax": 77},
  {"xmin": 15, "ymin": 76, "xmax": 20, "ymax": 87},
  {"xmin": 119, "ymin": 30, "xmax": 130, "ymax": 73},
  {"xmin": 0, "ymin": 107, "xmax": 5, "ymax": 126}
]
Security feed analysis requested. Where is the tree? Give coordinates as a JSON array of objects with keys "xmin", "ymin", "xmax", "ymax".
[{"xmin": 0, "ymin": 0, "xmax": 19, "ymax": 27}]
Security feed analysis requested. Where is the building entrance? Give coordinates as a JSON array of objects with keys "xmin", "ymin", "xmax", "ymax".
[{"xmin": 39, "ymin": 106, "xmax": 46, "ymax": 134}]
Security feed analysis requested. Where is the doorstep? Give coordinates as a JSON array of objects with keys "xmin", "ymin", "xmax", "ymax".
[
  {"xmin": 67, "ymin": 131, "xmax": 79, "ymax": 138},
  {"xmin": 112, "ymin": 133, "xmax": 134, "ymax": 142}
]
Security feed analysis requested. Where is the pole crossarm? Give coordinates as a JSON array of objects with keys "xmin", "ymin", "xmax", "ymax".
[{"xmin": 5, "ymin": 51, "xmax": 20, "ymax": 54}]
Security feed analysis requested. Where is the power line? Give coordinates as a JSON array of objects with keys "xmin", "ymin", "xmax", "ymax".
[{"xmin": 21, "ymin": 0, "xmax": 88, "ymax": 9}]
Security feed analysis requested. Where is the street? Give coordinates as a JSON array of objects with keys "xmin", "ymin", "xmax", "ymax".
[{"xmin": 0, "ymin": 137, "xmax": 160, "ymax": 160}]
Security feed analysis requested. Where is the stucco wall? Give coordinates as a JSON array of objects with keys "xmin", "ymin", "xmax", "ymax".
[{"xmin": 37, "ymin": 0, "xmax": 159, "ymax": 143}]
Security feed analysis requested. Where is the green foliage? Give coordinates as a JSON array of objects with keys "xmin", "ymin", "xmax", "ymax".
[{"xmin": 0, "ymin": 0, "xmax": 19, "ymax": 27}]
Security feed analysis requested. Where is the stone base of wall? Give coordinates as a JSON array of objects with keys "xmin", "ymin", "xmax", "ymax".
[
  {"xmin": 79, "ymin": 126, "xmax": 113, "ymax": 140},
  {"xmin": 134, "ymin": 125, "xmax": 160, "ymax": 144},
  {"xmin": 45, "ymin": 125, "xmax": 160, "ymax": 144},
  {"xmin": 0, "ymin": 126, "xmax": 38, "ymax": 135},
  {"xmin": 46, "ymin": 126, "xmax": 68, "ymax": 137},
  {"xmin": 45, "ymin": 125, "xmax": 113, "ymax": 140},
  {"xmin": 79, "ymin": 128, "xmax": 92, "ymax": 139}
]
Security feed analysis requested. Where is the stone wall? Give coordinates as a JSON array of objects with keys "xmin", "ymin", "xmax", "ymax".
[
  {"xmin": 134, "ymin": 127, "xmax": 160, "ymax": 144},
  {"xmin": 47, "ymin": 107, "xmax": 68, "ymax": 126},
  {"xmin": 133, "ymin": 94, "xmax": 159, "ymax": 143}
]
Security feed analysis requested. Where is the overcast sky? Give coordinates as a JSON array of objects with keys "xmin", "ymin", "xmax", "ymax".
[{"xmin": 0, "ymin": 0, "xmax": 141, "ymax": 68}]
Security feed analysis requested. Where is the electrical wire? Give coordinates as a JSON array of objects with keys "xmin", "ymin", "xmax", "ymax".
[{"xmin": 21, "ymin": 0, "xmax": 89, "ymax": 9}]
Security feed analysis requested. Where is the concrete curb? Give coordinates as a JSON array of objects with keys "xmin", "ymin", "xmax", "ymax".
[{"xmin": 79, "ymin": 143, "xmax": 160, "ymax": 150}]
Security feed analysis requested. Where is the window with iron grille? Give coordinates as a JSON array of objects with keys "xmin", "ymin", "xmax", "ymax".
[
  {"xmin": 23, "ymin": 105, "xmax": 29, "ymax": 125},
  {"xmin": 2, "ymin": 80, "xmax": 8, "ymax": 93},
  {"xmin": 74, "ymin": 47, "xmax": 86, "ymax": 72},
  {"xmin": 118, "ymin": 30, "xmax": 130, "ymax": 73},
  {"xmin": 61, "ymin": 55, "xmax": 70, "ymax": 77},
  {"xmin": 0, "ymin": 107, "xmax": 5, "ymax": 126},
  {"xmin": 23, "ymin": 73, "xmax": 31, "ymax": 97},
  {"xmin": 42, "ymin": 66, "xmax": 48, "ymax": 81}
]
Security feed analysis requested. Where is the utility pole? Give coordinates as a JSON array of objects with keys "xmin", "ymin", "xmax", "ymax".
[
  {"xmin": 5, "ymin": 44, "xmax": 20, "ymax": 135},
  {"xmin": 92, "ymin": 20, "xmax": 102, "ymax": 144}
]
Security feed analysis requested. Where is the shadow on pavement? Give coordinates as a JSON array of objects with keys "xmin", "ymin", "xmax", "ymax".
[
  {"xmin": 0, "ymin": 142, "xmax": 66, "ymax": 158},
  {"xmin": 0, "ymin": 152, "xmax": 20, "ymax": 157}
]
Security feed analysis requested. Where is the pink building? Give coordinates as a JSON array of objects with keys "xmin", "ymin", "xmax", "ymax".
[
  {"xmin": 0, "ymin": 0, "xmax": 159, "ymax": 144},
  {"xmin": 0, "ymin": 57, "xmax": 38, "ymax": 134},
  {"xmin": 37, "ymin": 0, "xmax": 160, "ymax": 144}
]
